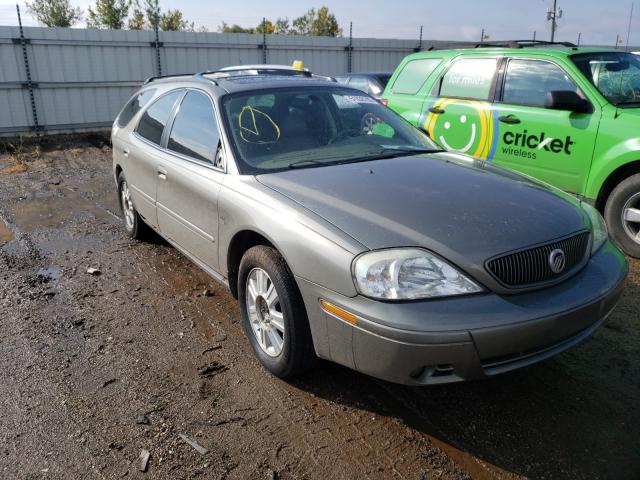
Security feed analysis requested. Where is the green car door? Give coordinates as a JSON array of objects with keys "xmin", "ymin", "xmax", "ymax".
[
  {"xmin": 423, "ymin": 56, "xmax": 501, "ymax": 160},
  {"xmin": 490, "ymin": 57, "xmax": 601, "ymax": 194}
]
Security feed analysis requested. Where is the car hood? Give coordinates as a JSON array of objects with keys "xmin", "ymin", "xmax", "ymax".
[{"xmin": 256, "ymin": 152, "xmax": 588, "ymax": 282}]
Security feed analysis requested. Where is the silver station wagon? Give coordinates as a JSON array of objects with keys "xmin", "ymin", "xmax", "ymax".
[{"xmin": 111, "ymin": 72, "xmax": 627, "ymax": 385}]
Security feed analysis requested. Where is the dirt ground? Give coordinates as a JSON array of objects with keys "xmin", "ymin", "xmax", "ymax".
[{"xmin": 0, "ymin": 135, "xmax": 638, "ymax": 480}]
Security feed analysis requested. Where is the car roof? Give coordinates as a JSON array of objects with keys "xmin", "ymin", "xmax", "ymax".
[
  {"xmin": 219, "ymin": 64, "xmax": 310, "ymax": 73},
  {"xmin": 209, "ymin": 75, "xmax": 338, "ymax": 93},
  {"xmin": 407, "ymin": 45, "xmax": 624, "ymax": 59},
  {"xmin": 142, "ymin": 73, "xmax": 341, "ymax": 96}
]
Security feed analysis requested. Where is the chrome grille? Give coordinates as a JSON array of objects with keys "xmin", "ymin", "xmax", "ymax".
[{"xmin": 486, "ymin": 232, "xmax": 590, "ymax": 288}]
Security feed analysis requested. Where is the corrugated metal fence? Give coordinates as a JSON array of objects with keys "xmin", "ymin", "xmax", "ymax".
[{"xmin": 0, "ymin": 26, "xmax": 464, "ymax": 136}]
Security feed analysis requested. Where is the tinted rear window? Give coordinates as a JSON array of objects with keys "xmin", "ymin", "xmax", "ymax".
[
  {"xmin": 116, "ymin": 89, "xmax": 155, "ymax": 128},
  {"xmin": 135, "ymin": 91, "xmax": 182, "ymax": 145},
  {"xmin": 391, "ymin": 58, "xmax": 441, "ymax": 94}
]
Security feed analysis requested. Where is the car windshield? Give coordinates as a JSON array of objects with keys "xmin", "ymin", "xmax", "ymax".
[
  {"xmin": 221, "ymin": 86, "xmax": 438, "ymax": 173},
  {"xmin": 572, "ymin": 52, "xmax": 640, "ymax": 106}
]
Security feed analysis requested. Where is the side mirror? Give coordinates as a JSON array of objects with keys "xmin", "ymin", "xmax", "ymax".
[{"xmin": 545, "ymin": 90, "xmax": 592, "ymax": 113}]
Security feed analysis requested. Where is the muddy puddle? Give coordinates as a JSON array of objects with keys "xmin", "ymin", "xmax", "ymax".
[
  {"xmin": 0, "ymin": 217, "xmax": 14, "ymax": 243},
  {"xmin": 7, "ymin": 187, "xmax": 113, "ymax": 232}
]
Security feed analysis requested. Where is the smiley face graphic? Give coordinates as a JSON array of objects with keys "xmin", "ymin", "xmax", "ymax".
[
  {"xmin": 439, "ymin": 114, "xmax": 475, "ymax": 152},
  {"xmin": 423, "ymin": 99, "xmax": 498, "ymax": 160}
]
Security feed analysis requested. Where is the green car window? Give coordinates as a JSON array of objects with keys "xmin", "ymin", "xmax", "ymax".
[
  {"xmin": 503, "ymin": 59, "xmax": 578, "ymax": 107},
  {"xmin": 440, "ymin": 58, "xmax": 498, "ymax": 100},
  {"xmin": 390, "ymin": 58, "xmax": 442, "ymax": 94}
]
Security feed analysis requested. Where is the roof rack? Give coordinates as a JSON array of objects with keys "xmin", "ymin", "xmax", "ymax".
[
  {"xmin": 142, "ymin": 73, "xmax": 192, "ymax": 84},
  {"xmin": 193, "ymin": 71, "xmax": 220, "ymax": 85},
  {"xmin": 142, "ymin": 72, "xmax": 219, "ymax": 86},
  {"xmin": 474, "ymin": 40, "xmax": 577, "ymax": 49}
]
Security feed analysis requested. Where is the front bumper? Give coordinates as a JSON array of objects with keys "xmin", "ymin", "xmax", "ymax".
[{"xmin": 297, "ymin": 241, "xmax": 627, "ymax": 385}]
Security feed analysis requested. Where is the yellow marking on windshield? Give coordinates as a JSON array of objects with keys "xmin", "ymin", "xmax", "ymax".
[{"xmin": 238, "ymin": 105, "xmax": 281, "ymax": 144}]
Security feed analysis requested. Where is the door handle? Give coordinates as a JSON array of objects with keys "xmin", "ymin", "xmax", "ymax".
[
  {"xmin": 122, "ymin": 148, "xmax": 129, "ymax": 158},
  {"xmin": 498, "ymin": 116, "xmax": 521, "ymax": 124},
  {"xmin": 157, "ymin": 167, "xmax": 167, "ymax": 180},
  {"xmin": 429, "ymin": 107, "xmax": 445, "ymax": 114}
]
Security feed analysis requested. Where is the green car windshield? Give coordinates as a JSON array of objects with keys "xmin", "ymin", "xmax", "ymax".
[
  {"xmin": 221, "ymin": 86, "xmax": 438, "ymax": 174},
  {"xmin": 572, "ymin": 52, "xmax": 640, "ymax": 106}
]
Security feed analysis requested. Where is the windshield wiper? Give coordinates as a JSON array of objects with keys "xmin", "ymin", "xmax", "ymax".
[
  {"xmin": 287, "ymin": 159, "xmax": 327, "ymax": 169},
  {"xmin": 286, "ymin": 147, "xmax": 442, "ymax": 170},
  {"xmin": 327, "ymin": 147, "xmax": 443, "ymax": 166},
  {"xmin": 379, "ymin": 146, "xmax": 444, "ymax": 154},
  {"xmin": 615, "ymin": 100, "xmax": 640, "ymax": 108}
]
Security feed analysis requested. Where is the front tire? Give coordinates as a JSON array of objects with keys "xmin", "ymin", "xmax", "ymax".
[
  {"xmin": 238, "ymin": 245, "xmax": 315, "ymax": 378},
  {"xmin": 604, "ymin": 173, "xmax": 640, "ymax": 258},
  {"xmin": 117, "ymin": 172, "xmax": 150, "ymax": 241}
]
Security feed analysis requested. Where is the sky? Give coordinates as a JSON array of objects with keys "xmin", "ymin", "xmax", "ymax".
[{"xmin": 0, "ymin": 0, "xmax": 638, "ymax": 47}]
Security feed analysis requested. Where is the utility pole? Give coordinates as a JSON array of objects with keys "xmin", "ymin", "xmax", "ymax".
[
  {"xmin": 480, "ymin": 28, "xmax": 488, "ymax": 43},
  {"xmin": 625, "ymin": 3, "xmax": 634, "ymax": 52},
  {"xmin": 533, "ymin": 30, "xmax": 537, "ymax": 41},
  {"xmin": 577, "ymin": 32, "xmax": 581, "ymax": 46},
  {"xmin": 547, "ymin": 0, "xmax": 562, "ymax": 42}
]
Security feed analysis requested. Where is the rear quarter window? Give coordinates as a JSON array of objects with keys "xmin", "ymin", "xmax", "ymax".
[
  {"xmin": 135, "ymin": 90, "xmax": 183, "ymax": 145},
  {"xmin": 390, "ymin": 58, "xmax": 442, "ymax": 94},
  {"xmin": 116, "ymin": 89, "xmax": 156, "ymax": 128},
  {"xmin": 440, "ymin": 58, "xmax": 498, "ymax": 100}
]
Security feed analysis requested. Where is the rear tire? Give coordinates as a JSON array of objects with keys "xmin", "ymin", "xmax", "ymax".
[
  {"xmin": 117, "ymin": 172, "xmax": 150, "ymax": 241},
  {"xmin": 238, "ymin": 245, "xmax": 315, "ymax": 378},
  {"xmin": 604, "ymin": 173, "xmax": 640, "ymax": 258}
]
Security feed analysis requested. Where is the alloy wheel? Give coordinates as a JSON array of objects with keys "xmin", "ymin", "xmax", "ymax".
[
  {"xmin": 622, "ymin": 192, "xmax": 640, "ymax": 245},
  {"xmin": 245, "ymin": 268, "xmax": 285, "ymax": 357},
  {"xmin": 120, "ymin": 181, "xmax": 135, "ymax": 230}
]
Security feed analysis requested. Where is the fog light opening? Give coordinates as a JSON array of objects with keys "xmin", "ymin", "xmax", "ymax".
[{"xmin": 410, "ymin": 364, "xmax": 455, "ymax": 380}]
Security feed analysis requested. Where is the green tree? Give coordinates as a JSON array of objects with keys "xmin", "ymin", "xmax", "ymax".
[
  {"xmin": 127, "ymin": 6, "xmax": 145, "ymax": 29},
  {"xmin": 255, "ymin": 19, "xmax": 275, "ymax": 34},
  {"xmin": 159, "ymin": 8, "xmax": 187, "ymax": 31},
  {"xmin": 291, "ymin": 6, "xmax": 341, "ymax": 37},
  {"xmin": 143, "ymin": 0, "xmax": 159, "ymax": 29},
  {"xmin": 311, "ymin": 6, "xmax": 341, "ymax": 37},
  {"xmin": 217, "ymin": 21, "xmax": 254, "ymax": 34},
  {"xmin": 291, "ymin": 9, "xmax": 313, "ymax": 35},
  {"xmin": 25, "ymin": 0, "xmax": 83, "ymax": 27},
  {"xmin": 87, "ymin": 0, "xmax": 129, "ymax": 29},
  {"xmin": 273, "ymin": 17, "xmax": 290, "ymax": 34}
]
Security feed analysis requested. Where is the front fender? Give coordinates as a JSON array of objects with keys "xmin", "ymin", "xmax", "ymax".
[
  {"xmin": 218, "ymin": 175, "xmax": 365, "ymax": 297},
  {"xmin": 585, "ymin": 137, "xmax": 640, "ymax": 199}
]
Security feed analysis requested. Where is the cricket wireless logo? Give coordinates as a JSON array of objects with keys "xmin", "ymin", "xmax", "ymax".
[
  {"xmin": 424, "ymin": 99, "xmax": 575, "ymax": 160},
  {"xmin": 502, "ymin": 130, "xmax": 574, "ymax": 159}
]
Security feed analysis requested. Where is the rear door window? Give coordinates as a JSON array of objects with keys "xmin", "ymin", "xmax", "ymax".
[
  {"xmin": 390, "ymin": 58, "xmax": 442, "ymax": 94},
  {"xmin": 167, "ymin": 90, "xmax": 220, "ymax": 164},
  {"xmin": 135, "ymin": 90, "xmax": 182, "ymax": 145},
  {"xmin": 117, "ymin": 89, "xmax": 155, "ymax": 128},
  {"xmin": 502, "ymin": 59, "xmax": 579, "ymax": 107},
  {"xmin": 440, "ymin": 58, "xmax": 498, "ymax": 100}
]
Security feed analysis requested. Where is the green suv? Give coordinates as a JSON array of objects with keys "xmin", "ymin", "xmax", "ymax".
[{"xmin": 383, "ymin": 41, "xmax": 640, "ymax": 257}]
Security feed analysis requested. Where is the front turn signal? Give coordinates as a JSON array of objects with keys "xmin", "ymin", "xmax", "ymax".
[{"xmin": 319, "ymin": 299, "xmax": 358, "ymax": 325}]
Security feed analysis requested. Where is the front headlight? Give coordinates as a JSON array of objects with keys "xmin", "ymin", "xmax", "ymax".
[
  {"xmin": 581, "ymin": 202, "xmax": 608, "ymax": 254},
  {"xmin": 352, "ymin": 248, "xmax": 483, "ymax": 300}
]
